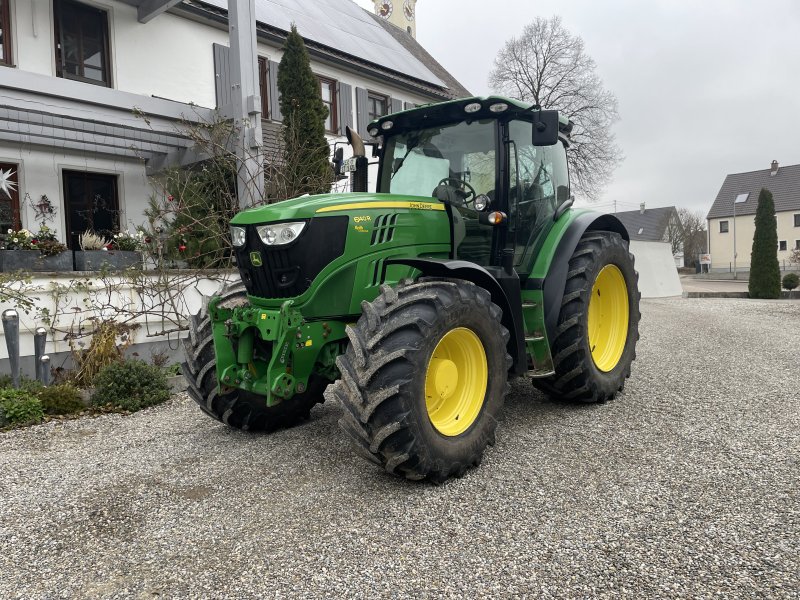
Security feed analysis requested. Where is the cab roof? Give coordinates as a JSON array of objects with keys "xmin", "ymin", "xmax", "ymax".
[{"xmin": 368, "ymin": 95, "xmax": 573, "ymax": 140}]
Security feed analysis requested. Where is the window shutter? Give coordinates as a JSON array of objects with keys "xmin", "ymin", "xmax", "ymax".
[
  {"xmin": 338, "ymin": 82, "xmax": 354, "ymax": 136},
  {"xmin": 391, "ymin": 98, "xmax": 403, "ymax": 114},
  {"xmin": 268, "ymin": 60, "xmax": 282, "ymax": 122},
  {"xmin": 404, "ymin": 101, "xmax": 416, "ymax": 110},
  {"xmin": 213, "ymin": 43, "xmax": 233, "ymax": 110},
  {"xmin": 355, "ymin": 87, "xmax": 369, "ymax": 137}
]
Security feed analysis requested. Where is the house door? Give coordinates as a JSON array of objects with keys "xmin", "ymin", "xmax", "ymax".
[
  {"xmin": 0, "ymin": 163, "xmax": 21, "ymax": 236},
  {"xmin": 63, "ymin": 170, "xmax": 119, "ymax": 249}
]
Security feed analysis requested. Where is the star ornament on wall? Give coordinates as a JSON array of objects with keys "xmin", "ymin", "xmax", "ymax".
[{"xmin": 0, "ymin": 168, "xmax": 17, "ymax": 199}]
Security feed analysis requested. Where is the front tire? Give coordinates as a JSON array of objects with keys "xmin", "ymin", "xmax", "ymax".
[
  {"xmin": 182, "ymin": 283, "xmax": 326, "ymax": 431},
  {"xmin": 533, "ymin": 231, "xmax": 640, "ymax": 403},
  {"xmin": 329, "ymin": 279, "xmax": 511, "ymax": 482}
]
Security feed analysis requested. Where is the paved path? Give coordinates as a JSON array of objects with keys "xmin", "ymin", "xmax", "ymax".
[
  {"xmin": 680, "ymin": 276, "xmax": 750, "ymax": 293},
  {"xmin": 1, "ymin": 298, "xmax": 798, "ymax": 598}
]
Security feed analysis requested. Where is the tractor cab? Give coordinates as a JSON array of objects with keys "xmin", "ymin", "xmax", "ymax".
[{"xmin": 366, "ymin": 96, "xmax": 573, "ymax": 277}]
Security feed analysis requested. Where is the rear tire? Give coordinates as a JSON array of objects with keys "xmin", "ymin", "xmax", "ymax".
[
  {"xmin": 533, "ymin": 231, "xmax": 640, "ymax": 403},
  {"xmin": 182, "ymin": 283, "xmax": 326, "ymax": 431},
  {"xmin": 329, "ymin": 279, "xmax": 511, "ymax": 482}
]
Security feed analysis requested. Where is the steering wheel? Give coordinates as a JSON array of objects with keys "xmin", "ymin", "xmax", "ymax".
[{"xmin": 435, "ymin": 177, "xmax": 477, "ymax": 207}]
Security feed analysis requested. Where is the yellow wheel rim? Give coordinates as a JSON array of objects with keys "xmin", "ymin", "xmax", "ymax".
[
  {"xmin": 424, "ymin": 327, "xmax": 488, "ymax": 437},
  {"xmin": 587, "ymin": 264, "xmax": 629, "ymax": 372}
]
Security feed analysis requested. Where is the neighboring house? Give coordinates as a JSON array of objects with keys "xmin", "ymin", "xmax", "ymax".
[
  {"xmin": 610, "ymin": 205, "xmax": 684, "ymax": 267},
  {"xmin": 707, "ymin": 160, "xmax": 800, "ymax": 272},
  {"xmin": 0, "ymin": 0, "xmax": 468, "ymax": 248}
]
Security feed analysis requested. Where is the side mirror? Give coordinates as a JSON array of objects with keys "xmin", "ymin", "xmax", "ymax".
[
  {"xmin": 532, "ymin": 110, "xmax": 560, "ymax": 146},
  {"xmin": 346, "ymin": 126, "xmax": 366, "ymax": 158},
  {"xmin": 332, "ymin": 147, "xmax": 344, "ymax": 175}
]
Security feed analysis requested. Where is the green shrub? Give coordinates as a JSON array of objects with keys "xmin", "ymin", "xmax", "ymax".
[
  {"xmin": 38, "ymin": 384, "xmax": 85, "ymax": 415},
  {"xmin": 0, "ymin": 388, "xmax": 44, "ymax": 427},
  {"xmin": 782, "ymin": 273, "xmax": 799, "ymax": 291},
  {"xmin": 0, "ymin": 375, "xmax": 43, "ymax": 394},
  {"xmin": 91, "ymin": 360, "xmax": 170, "ymax": 412}
]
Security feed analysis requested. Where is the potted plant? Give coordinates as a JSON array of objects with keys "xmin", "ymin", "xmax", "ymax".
[
  {"xmin": 0, "ymin": 226, "xmax": 72, "ymax": 272},
  {"xmin": 74, "ymin": 230, "xmax": 143, "ymax": 271}
]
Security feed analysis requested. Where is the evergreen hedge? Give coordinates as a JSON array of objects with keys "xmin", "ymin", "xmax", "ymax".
[
  {"xmin": 748, "ymin": 188, "xmax": 781, "ymax": 299},
  {"xmin": 277, "ymin": 25, "xmax": 332, "ymax": 197}
]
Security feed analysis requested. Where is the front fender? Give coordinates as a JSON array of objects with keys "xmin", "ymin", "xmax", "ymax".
[
  {"xmin": 528, "ymin": 211, "xmax": 629, "ymax": 344},
  {"xmin": 384, "ymin": 258, "xmax": 528, "ymax": 375}
]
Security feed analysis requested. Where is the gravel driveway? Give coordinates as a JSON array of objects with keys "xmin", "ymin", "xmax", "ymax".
[{"xmin": 1, "ymin": 298, "xmax": 798, "ymax": 598}]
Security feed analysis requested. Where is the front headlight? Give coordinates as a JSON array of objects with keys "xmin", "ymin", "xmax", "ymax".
[
  {"xmin": 230, "ymin": 226, "xmax": 246, "ymax": 247},
  {"xmin": 256, "ymin": 222, "xmax": 306, "ymax": 246}
]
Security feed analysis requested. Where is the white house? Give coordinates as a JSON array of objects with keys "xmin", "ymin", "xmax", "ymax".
[
  {"xmin": 0, "ymin": 0, "xmax": 469, "ymax": 371},
  {"xmin": 0, "ymin": 0, "xmax": 469, "ymax": 249},
  {"xmin": 706, "ymin": 160, "xmax": 800, "ymax": 273}
]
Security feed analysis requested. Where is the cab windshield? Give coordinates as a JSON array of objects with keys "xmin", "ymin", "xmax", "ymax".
[{"xmin": 379, "ymin": 120, "xmax": 497, "ymax": 199}]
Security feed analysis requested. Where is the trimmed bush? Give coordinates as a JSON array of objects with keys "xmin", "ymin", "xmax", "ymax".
[
  {"xmin": 783, "ymin": 272, "xmax": 799, "ymax": 292},
  {"xmin": 0, "ymin": 388, "xmax": 44, "ymax": 427},
  {"xmin": 748, "ymin": 188, "xmax": 781, "ymax": 299},
  {"xmin": 38, "ymin": 384, "xmax": 85, "ymax": 415},
  {"xmin": 277, "ymin": 24, "xmax": 332, "ymax": 196},
  {"xmin": 0, "ymin": 375, "xmax": 43, "ymax": 394},
  {"xmin": 91, "ymin": 360, "xmax": 171, "ymax": 412}
]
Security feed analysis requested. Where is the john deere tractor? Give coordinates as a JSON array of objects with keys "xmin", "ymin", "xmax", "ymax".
[{"xmin": 183, "ymin": 96, "xmax": 640, "ymax": 482}]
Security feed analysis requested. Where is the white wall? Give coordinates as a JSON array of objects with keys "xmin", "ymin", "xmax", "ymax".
[
  {"xmin": 629, "ymin": 240, "xmax": 683, "ymax": 298},
  {"xmin": 709, "ymin": 211, "xmax": 800, "ymax": 271},
  {"xmin": 0, "ymin": 144, "xmax": 153, "ymax": 243},
  {"xmin": 9, "ymin": 0, "xmax": 439, "ymax": 114},
  {"xmin": 0, "ymin": 271, "xmax": 235, "ymax": 361}
]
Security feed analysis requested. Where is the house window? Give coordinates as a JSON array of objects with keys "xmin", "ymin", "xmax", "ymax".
[
  {"xmin": 258, "ymin": 56, "xmax": 269, "ymax": 118},
  {"xmin": 63, "ymin": 170, "xmax": 119, "ymax": 249},
  {"xmin": 0, "ymin": 163, "xmax": 20, "ymax": 234},
  {"xmin": 719, "ymin": 220, "xmax": 729, "ymax": 233},
  {"xmin": 318, "ymin": 76, "xmax": 338, "ymax": 134},
  {"xmin": 367, "ymin": 91, "xmax": 389, "ymax": 122},
  {"xmin": 779, "ymin": 240, "xmax": 787, "ymax": 251},
  {"xmin": 54, "ymin": 0, "xmax": 112, "ymax": 87},
  {"xmin": 795, "ymin": 240, "xmax": 800, "ymax": 250},
  {"xmin": 0, "ymin": 0, "xmax": 12, "ymax": 66},
  {"xmin": 794, "ymin": 214, "xmax": 800, "ymax": 227}
]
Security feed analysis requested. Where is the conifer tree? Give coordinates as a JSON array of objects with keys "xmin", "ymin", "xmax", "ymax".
[
  {"xmin": 748, "ymin": 188, "xmax": 781, "ymax": 299},
  {"xmin": 277, "ymin": 25, "xmax": 332, "ymax": 197}
]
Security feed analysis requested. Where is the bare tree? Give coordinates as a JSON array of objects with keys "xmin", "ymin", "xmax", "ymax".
[
  {"xmin": 663, "ymin": 213, "xmax": 684, "ymax": 257},
  {"xmin": 677, "ymin": 208, "xmax": 707, "ymax": 266},
  {"xmin": 489, "ymin": 16, "xmax": 622, "ymax": 200}
]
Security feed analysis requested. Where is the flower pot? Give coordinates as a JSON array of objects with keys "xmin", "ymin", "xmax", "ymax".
[
  {"xmin": 0, "ymin": 250, "xmax": 73, "ymax": 272},
  {"xmin": 74, "ymin": 250, "xmax": 141, "ymax": 271}
]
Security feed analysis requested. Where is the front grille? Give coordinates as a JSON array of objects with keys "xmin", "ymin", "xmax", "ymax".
[{"xmin": 236, "ymin": 216, "xmax": 348, "ymax": 299}]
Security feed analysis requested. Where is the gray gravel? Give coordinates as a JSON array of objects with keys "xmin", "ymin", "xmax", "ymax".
[{"xmin": 1, "ymin": 297, "xmax": 798, "ymax": 599}]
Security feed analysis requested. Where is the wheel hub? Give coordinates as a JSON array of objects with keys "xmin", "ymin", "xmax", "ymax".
[
  {"xmin": 424, "ymin": 327, "xmax": 488, "ymax": 437},
  {"xmin": 587, "ymin": 264, "xmax": 629, "ymax": 372},
  {"xmin": 429, "ymin": 358, "xmax": 459, "ymax": 400}
]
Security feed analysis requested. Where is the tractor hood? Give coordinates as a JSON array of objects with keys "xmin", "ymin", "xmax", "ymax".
[{"xmin": 230, "ymin": 192, "xmax": 446, "ymax": 225}]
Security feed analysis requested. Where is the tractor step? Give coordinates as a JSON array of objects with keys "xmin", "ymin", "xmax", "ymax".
[{"xmin": 526, "ymin": 368, "xmax": 555, "ymax": 378}]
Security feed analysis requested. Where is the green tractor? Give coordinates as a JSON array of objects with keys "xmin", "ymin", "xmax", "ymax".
[{"xmin": 183, "ymin": 96, "xmax": 640, "ymax": 482}]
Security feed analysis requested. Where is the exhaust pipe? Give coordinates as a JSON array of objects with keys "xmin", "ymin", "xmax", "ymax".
[{"xmin": 345, "ymin": 126, "xmax": 369, "ymax": 193}]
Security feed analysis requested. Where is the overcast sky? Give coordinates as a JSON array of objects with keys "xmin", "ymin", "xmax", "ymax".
[{"xmin": 353, "ymin": 0, "xmax": 800, "ymax": 215}]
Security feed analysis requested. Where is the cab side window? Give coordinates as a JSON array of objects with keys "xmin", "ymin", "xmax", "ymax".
[{"xmin": 509, "ymin": 120, "xmax": 567, "ymax": 268}]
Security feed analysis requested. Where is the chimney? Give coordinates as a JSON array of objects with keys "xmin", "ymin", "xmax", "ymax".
[
  {"xmin": 771, "ymin": 160, "xmax": 779, "ymax": 176},
  {"xmin": 639, "ymin": 202, "xmax": 645, "ymax": 215}
]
